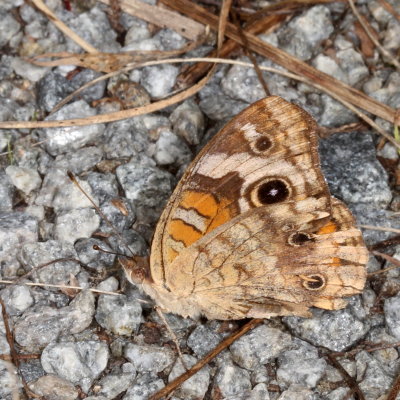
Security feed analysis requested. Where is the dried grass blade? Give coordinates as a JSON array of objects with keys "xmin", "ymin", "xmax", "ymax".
[
  {"xmin": 161, "ymin": 0, "xmax": 395, "ymax": 123},
  {"xmin": 32, "ymin": 0, "xmax": 98, "ymax": 53}
]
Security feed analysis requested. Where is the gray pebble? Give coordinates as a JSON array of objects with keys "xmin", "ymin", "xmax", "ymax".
[
  {"xmin": 102, "ymin": 119, "xmax": 152, "ymax": 160},
  {"xmin": 199, "ymin": 78, "xmax": 248, "ymax": 120},
  {"xmin": 52, "ymin": 176, "xmax": 98, "ymax": 213},
  {"xmin": 14, "ymin": 290, "xmax": 95, "ymax": 349},
  {"xmin": 124, "ymin": 343, "xmax": 175, "ymax": 373},
  {"xmin": 36, "ymin": 71, "xmax": 72, "ymax": 112},
  {"xmin": 277, "ymin": 339, "xmax": 327, "ymax": 388},
  {"xmin": 64, "ymin": 6, "xmax": 120, "ymax": 53},
  {"xmin": 170, "ymin": 100, "xmax": 205, "ymax": 146},
  {"xmin": 38, "ymin": 100, "xmax": 105, "ymax": 156},
  {"xmin": 230, "ymin": 324, "xmax": 292, "ymax": 370},
  {"xmin": 318, "ymin": 94, "xmax": 358, "ymax": 127},
  {"xmin": 0, "ymin": 360, "xmax": 22, "ymax": 398},
  {"xmin": 187, "ymin": 324, "xmax": 223, "ymax": 358},
  {"xmin": 98, "ymin": 197, "xmax": 136, "ymax": 234},
  {"xmin": 75, "ymin": 238, "xmax": 115, "ymax": 272},
  {"xmin": 95, "ymin": 371, "xmax": 136, "ymax": 399},
  {"xmin": 356, "ymin": 351, "xmax": 393, "ymax": 399},
  {"xmin": 95, "ymin": 292, "xmax": 142, "ymax": 336},
  {"xmin": 320, "ymin": 132, "xmax": 392, "ymax": 207},
  {"xmin": 69, "ymin": 69, "xmax": 106, "ymax": 104},
  {"xmin": 0, "ymin": 285, "xmax": 33, "ymax": 316},
  {"xmin": 384, "ymin": 291, "xmax": 400, "ymax": 340},
  {"xmin": 29, "ymin": 374, "xmax": 79, "ymax": 400},
  {"xmin": 53, "ymin": 147, "xmax": 104, "ymax": 175},
  {"xmin": 141, "ymin": 64, "xmax": 179, "ymax": 98},
  {"xmin": 54, "ymin": 208, "xmax": 100, "ymax": 244},
  {"xmin": 249, "ymin": 383, "xmax": 270, "ymax": 400},
  {"xmin": 19, "ymin": 239, "xmax": 80, "ymax": 285},
  {"xmin": 0, "ymin": 172, "xmax": 14, "ymax": 212},
  {"xmin": 85, "ymin": 172, "xmax": 119, "ymax": 204},
  {"xmin": 0, "ymin": 10, "xmax": 20, "ymax": 48},
  {"xmin": 221, "ymin": 61, "xmax": 267, "ymax": 104},
  {"xmin": 123, "ymin": 373, "xmax": 164, "ymax": 400},
  {"xmin": 116, "ymin": 162, "xmax": 175, "ymax": 225},
  {"xmin": 336, "ymin": 47, "xmax": 369, "ymax": 86},
  {"xmin": 5, "ymin": 165, "xmax": 41, "ymax": 195},
  {"xmin": 212, "ymin": 363, "xmax": 251, "ymax": 400},
  {"xmin": 168, "ymin": 354, "xmax": 210, "ymax": 399},
  {"xmin": 0, "ymin": 212, "xmax": 38, "ymax": 278},
  {"xmin": 41, "ymin": 340, "xmax": 109, "ymax": 393},
  {"xmin": 284, "ymin": 307, "xmax": 368, "ymax": 352},
  {"xmin": 154, "ymin": 128, "xmax": 192, "ymax": 167},
  {"xmin": 279, "ymin": 6, "xmax": 333, "ymax": 60},
  {"xmin": 277, "ymin": 385, "xmax": 314, "ymax": 400}
]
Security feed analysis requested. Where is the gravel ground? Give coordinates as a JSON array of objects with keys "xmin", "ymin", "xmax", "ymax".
[{"xmin": 0, "ymin": 1, "xmax": 400, "ymax": 399}]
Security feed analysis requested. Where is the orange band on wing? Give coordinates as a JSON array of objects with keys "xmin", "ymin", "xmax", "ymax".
[
  {"xmin": 317, "ymin": 221, "xmax": 338, "ymax": 235},
  {"xmin": 165, "ymin": 190, "xmax": 237, "ymax": 264},
  {"xmin": 180, "ymin": 191, "xmax": 219, "ymax": 218},
  {"xmin": 169, "ymin": 219, "xmax": 203, "ymax": 248},
  {"xmin": 331, "ymin": 256, "xmax": 341, "ymax": 267}
]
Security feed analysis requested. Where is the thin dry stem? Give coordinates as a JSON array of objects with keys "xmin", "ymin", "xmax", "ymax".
[
  {"xmin": 0, "ymin": 280, "xmax": 121, "ymax": 296},
  {"xmin": 348, "ymin": 0, "xmax": 400, "ymax": 71},
  {"xmin": 359, "ymin": 224, "xmax": 400, "ymax": 234},
  {"xmin": 31, "ymin": 0, "xmax": 98, "ymax": 53}
]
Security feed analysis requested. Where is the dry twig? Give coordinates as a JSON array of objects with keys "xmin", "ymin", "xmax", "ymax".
[
  {"xmin": 348, "ymin": 0, "xmax": 400, "ymax": 71},
  {"xmin": 31, "ymin": 0, "xmax": 98, "ymax": 53}
]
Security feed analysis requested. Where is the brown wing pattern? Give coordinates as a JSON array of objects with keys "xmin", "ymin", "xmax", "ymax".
[
  {"xmin": 165, "ymin": 198, "xmax": 368, "ymax": 319},
  {"xmin": 126, "ymin": 96, "xmax": 369, "ymax": 320},
  {"xmin": 151, "ymin": 97, "xmax": 332, "ymax": 287}
]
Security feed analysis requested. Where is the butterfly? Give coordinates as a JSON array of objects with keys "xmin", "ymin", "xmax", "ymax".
[{"xmin": 120, "ymin": 96, "xmax": 369, "ymax": 320}]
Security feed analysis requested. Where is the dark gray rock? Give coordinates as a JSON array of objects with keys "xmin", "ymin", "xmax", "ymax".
[
  {"xmin": 116, "ymin": 162, "xmax": 175, "ymax": 225},
  {"xmin": 320, "ymin": 132, "xmax": 391, "ymax": 207},
  {"xmin": 37, "ymin": 72, "xmax": 72, "ymax": 112}
]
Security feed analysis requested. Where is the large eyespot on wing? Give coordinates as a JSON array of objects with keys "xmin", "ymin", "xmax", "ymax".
[{"xmin": 151, "ymin": 97, "xmax": 332, "ymax": 287}]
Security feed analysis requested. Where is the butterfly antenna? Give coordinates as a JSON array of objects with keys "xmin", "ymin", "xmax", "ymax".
[{"xmin": 67, "ymin": 171, "xmax": 135, "ymax": 258}]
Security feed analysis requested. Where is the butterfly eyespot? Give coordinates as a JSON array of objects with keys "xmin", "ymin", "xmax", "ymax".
[
  {"xmin": 301, "ymin": 274, "xmax": 326, "ymax": 291},
  {"xmin": 254, "ymin": 136, "xmax": 272, "ymax": 152},
  {"xmin": 255, "ymin": 179, "xmax": 290, "ymax": 205},
  {"xmin": 288, "ymin": 232, "xmax": 315, "ymax": 246}
]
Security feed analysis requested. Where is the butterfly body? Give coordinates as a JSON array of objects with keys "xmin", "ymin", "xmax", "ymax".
[{"xmin": 121, "ymin": 96, "xmax": 368, "ymax": 320}]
